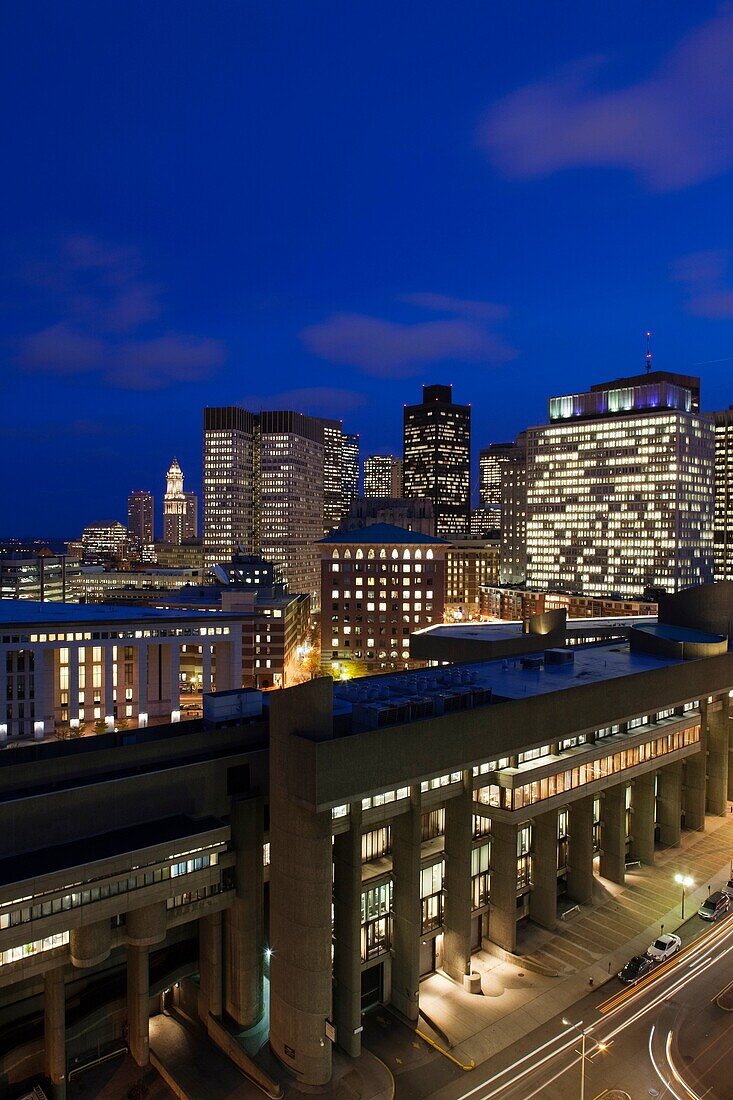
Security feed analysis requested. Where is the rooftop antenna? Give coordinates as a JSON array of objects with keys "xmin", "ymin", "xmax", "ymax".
[{"xmin": 645, "ymin": 331, "xmax": 652, "ymax": 374}]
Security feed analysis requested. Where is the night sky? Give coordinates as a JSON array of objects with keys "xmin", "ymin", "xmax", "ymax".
[{"xmin": 3, "ymin": 1, "xmax": 733, "ymax": 536}]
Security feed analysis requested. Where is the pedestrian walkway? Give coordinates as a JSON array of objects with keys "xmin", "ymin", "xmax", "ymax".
[{"xmin": 417, "ymin": 811, "xmax": 733, "ymax": 1068}]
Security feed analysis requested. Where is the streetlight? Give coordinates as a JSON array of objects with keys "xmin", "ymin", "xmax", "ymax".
[
  {"xmin": 561, "ymin": 1018, "xmax": 607, "ymax": 1100},
  {"xmin": 674, "ymin": 873, "xmax": 694, "ymax": 919}
]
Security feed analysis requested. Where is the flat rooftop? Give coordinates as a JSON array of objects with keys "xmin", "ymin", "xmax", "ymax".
[
  {"xmin": 415, "ymin": 615, "xmax": 656, "ymax": 643},
  {"xmin": 333, "ymin": 641, "xmax": 683, "ymax": 727},
  {"xmin": 0, "ymin": 600, "xmax": 245, "ymax": 626}
]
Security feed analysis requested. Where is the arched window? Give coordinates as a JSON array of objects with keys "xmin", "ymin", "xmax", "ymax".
[
  {"xmin": 331, "ymin": 549, "xmax": 340, "ymax": 559},
  {"xmin": 344, "ymin": 548, "xmax": 351, "ymax": 558},
  {"xmin": 426, "ymin": 549, "xmax": 434, "ymax": 560},
  {"xmin": 356, "ymin": 548, "xmax": 363, "ymax": 559},
  {"xmin": 391, "ymin": 548, "xmax": 398, "ymax": 559},
  {"xmin": 368, "ymin": 548, "xmax": 375, "ymax": 559},
  {"xmin": 402, "ymin": 548, "xmax": 411, "ymax": 559},
  {"xmin": 414, "ymin": 549, "xmax": 422, "ymax": 560},
  {"xmin": 379, "ymin": 549, "xmax": 387, "ymax": 559}
]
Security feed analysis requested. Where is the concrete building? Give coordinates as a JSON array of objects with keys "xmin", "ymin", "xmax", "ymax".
[
  {"xmin": 713, "ymin": 406, "xmax": 733, "ymax": 582},
  {"xmin": 320, "ymin": 524, "xmax": 447, "ymax": 677},
  {"xmin": 0, "ymin": 602, "xmax": 244, "ymax": 741},
  {"xmin": 341, "ymin": 496, "xmax": 435, "ymax": 537},
  {"xmin": 479, "ymin": 586, "xmax": 658, "ymax": 622},
  {"xmin": 153, "ymin": 540, "xmax": 204, "ymax": 571},
  {"xmin": 127, "ymin": 491, "xmax": 154, "ymax": 549},
  {"xmin": 79, "ymin": 566, "xmax": 205, "ymax": 603},
  {"xmin": 0, "ymin": 545, "xmax": 81, "ymax": 603},
  {"xmin": 1, "ymin": 583, "xmax": 733, "ymax": 1094},
  {"xmin": 364, "ymin": 455, "xmax": 403, "ymax": 499},
  {"xmin": 526, "ymin": 372, "xmax": 714, "ymax": 597},
  {"xmin": 403, "ymin": 384, "xmax": 471, "ymax": 538},
  {"xmin": 445, "ymin": 539, "xmax": 500, "ymax": 619},
  {"xmin": 202, "ymin": 406, "xmax": 258, "ymax": 567}
]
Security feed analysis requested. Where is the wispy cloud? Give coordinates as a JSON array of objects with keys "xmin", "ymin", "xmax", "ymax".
[
  {"xmin": 16, "ymin": 235, "xmax": 225, "ymax": 388},
  {"xmin": 479, "ymin": 12, "xmax": 733, "ymax": 191},
  {"xmin": 301, "ymin": 295, "xmax": 516, "ymax": 376},
  {"xmin": 238, "ymin": 386, "xmax": 367, "ymax": 418},
  {"xmin": 673, "ymin": 249, "xmax": 733, "ymax": 318}
]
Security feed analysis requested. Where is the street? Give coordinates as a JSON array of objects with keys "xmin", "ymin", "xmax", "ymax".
[{"xmin": 428, "ymin": 913, "xmax": 733, "ymax": 1100}]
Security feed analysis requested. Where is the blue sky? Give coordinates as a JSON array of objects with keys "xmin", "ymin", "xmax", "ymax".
[{"xmin": 3, "ymin": 1, "xmax": 733, "ymax": 535}]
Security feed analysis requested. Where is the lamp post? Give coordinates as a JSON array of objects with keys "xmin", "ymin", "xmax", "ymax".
[
  {"xmin": 674, "ymin": 873, "xmax": 693, "ymax": 919},
  {"xmin": 562, "ymin": 1018, "xmax": 607, "ymax": 1100}
]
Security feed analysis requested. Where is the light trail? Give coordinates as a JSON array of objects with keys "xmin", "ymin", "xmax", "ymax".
[{"xmin": 666, "ymin": 1029, "xmax": 703, "ymax": 1100}]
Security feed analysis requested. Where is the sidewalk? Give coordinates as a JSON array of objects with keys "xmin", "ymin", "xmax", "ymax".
[{"xmin": 418, "ymin": 811, "xmax": 733, "ymax": 1068}]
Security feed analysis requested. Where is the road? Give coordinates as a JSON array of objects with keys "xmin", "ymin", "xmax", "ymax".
[{"xmin": 428, "ymin": 913, "xmax": 733, "ymax": 1100}]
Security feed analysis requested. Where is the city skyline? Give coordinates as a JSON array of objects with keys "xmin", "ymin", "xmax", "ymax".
[{"xmin": 4, "ymin": 3, "xmax": 733, "ymax": 533}]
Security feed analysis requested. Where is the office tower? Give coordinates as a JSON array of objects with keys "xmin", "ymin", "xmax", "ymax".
[
  {"xmin": 183, "ymin": 491, "xmax": 198, "ymax": 539},
  {"xmin": 470, "ymin": 507, "xmax": 500, "ymax": 538},
  {"xmin": 479, "ymin": 443, "xmax": 514, "ymax": 508},
  {"xmin": 526, "ymin": 372, "xmax": 714, "ymax": 597},
  {"xmin": 403, "ymin": 383, "xmax": 471, "ymax": 538},
  {"xmin": 203, "ymin": 406, "xmax": 257, "ymax": 567},
  {"xmin": 445, "ymin": 538, "xmax": 500, "ymax": 618},
  {"xmin": 363, "ymin": 455, "xmax": 403, "ymax": 498},
  {"xmin": 128, "ymin": 490, "xmax": 154, "ymax": 547},
  {"xmin": 81, "ymin": 521, "xmax": 132, "ymax": 564},
  {"xmin": 321, "ymin": 419, "xmax": 344, "ymax": 534},
  {"xmin": 341, "ymin": 431, "xmax": 360, "ymax": 515},
  {"xmin": 0, "ymin": 544, "xmax": 81, "ymax": 602},
  {"xmin": 320, "ymin": 523, "xmax": 447, "ymax": 675},
  {"xmin": 713, "ymin": 407, "xmax": 733, "ymax": 581},
  {"xmin": 499, "ymin": 435, "xmax": 527, "ymax": 585},
  {"xmin": 259, "ymin": 411, "xmax": 324, "ymax": 609}
]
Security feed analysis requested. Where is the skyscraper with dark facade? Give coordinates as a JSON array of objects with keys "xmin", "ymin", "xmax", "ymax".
[
  {"xmin": 403, "ymin": 384, "xmax": 470, "ymax": 538},
  {"xmin": 341, "ymin": 430, "xmax": 360, "ymax": 516}
]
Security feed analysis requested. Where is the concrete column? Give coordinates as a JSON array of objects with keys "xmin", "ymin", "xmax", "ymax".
[
  {"xmin": 269, "ymin": 680, "xmax": 334, "ymax": 1085},
  {"xmin": 529, "ymin": 809, "xmax": 558, "ymax": 931},
  {"xmin": 104, "ymin": 645, "xmax": 114, "ymax": 723},
  {"xmin": 599, "ymin": 785, "xmax": 626, "ymax": 884},
  {"xmin": 68, "ymin": 646, "xmax": 79, "ymax": 724},
  {"xmin": 657, "ymin": 761, "xmax": 682, "ymax": 848},
  {"xmin": 137, "ymin": 643, "xmax": 148, "ymax": 721},
  {"xmin": 333, "ymin": 803, "xmax": 362, "ymax": 1057},
  {"xmin": 684, "ymin": 733, "xmax": 707, "ymax": 832},
  {"xmin": 199, "ymin": 911, "xmax": 223, "ymax": 1023},
  {"xmin": 169, "ymin": 642, "xmax": 180, "ymax": 718},
  {"xmin": 567, "ymin": 796, "xmax": 594, "ymax": 904},
  {"xmin": 631, "ymin": 772, "xmax": 656, "ymax": 864},
  {"xmin": 202, "ymin": 643, "xmax": 212, "ymax": 693},
  {"xmin": 390, "ymin": 786, "xmax": 422, "ymax": 1020},
  {"xmin": 127, "ymin": 945, "xmax": 150, "ymax": 1068},
  {"xmin": 488, "ymin": 818, "xmax": 518, "ymax": 953},
  {"xmin": 0, "ymin": 646, "xmax": 7, "ymax": 739},
  {"xmin": 443, "ymin": 772, "xmax": 473, "ymax": 981},
  {"xmin": 127, "ymin": 901, "xmax": 167, "ymax": 947},
  {"xmin": 70, "ymin": 920, "xmax": 111, "ymax": 969},
  {"xmin": 229, "ymin": 625, "xmax": 242, "ymax": 691},
  {"xmin": 33, "ymin": 648, "xmax": 49, "ymax": 738},
  {"xmin": 706, "ymin": 696, "xmax": 729, "ymax": 815},
  {"xmin": 44, "ymin": 967, "xmax": 66, "ymax": 1099},
  {"xmin": 224, "ymin": 796, "xmax": 264, "ymax": 1029}
]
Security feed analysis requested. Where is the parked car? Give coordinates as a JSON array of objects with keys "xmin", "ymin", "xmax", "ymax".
[
  {"xmin": 698, "ymin": 891, "xmax": 732, "ymax": 921},
  {"xmin": 618, "ymin": 954, "xmax": 656, "ymax": 985},
  {"xmin": 646, "ymin": 933, "xmax": 682, "ymax": 962}
]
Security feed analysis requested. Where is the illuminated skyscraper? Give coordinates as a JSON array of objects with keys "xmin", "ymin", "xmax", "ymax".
[
  {"xmin": 713, "ymin": 406, "xmax": 733, "ymax": 581},
  {"xmin": 202, "ymin": 407, "xmax": 257, "ymax": 567},
  {"xmin": 525, "ymin": 372, "xmax": 714, "ymax": 597},
  {"xmin": 341, "ymin": 431, "xmax": 360, "ymax": 515},
  {"xmin": 363, "ymin": 455, "xmax": 403, "ymax": 498},
  {"xmin": 127, "ymin": 490, "xmax": 154, "ymax": 546},
  {"xmin": 259, "ymin": 411, "xmax": 324, "ymax": 609},
  {"xmin": 499, "ymin": 434, "xmax": 527, "ymax": 585},
  {"xmin": 321, "ymin": 419, "xmax": 344, "ymax": 534},
  {"xmin": 403, "ymin": 384, "xmax": 470, "ymax": 538},
  {"xmin": 163, "ymin": 459, "xmax": 197, "ymax": 545}
]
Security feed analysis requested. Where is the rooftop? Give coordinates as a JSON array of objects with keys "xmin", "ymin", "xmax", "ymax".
[
  {"xmin": 320, "ymin": 522, "xmax": 447, "ymax": 545},
  {"xmin": 0, "ymin": 600, "xmax": 245, "ymax": 626}
]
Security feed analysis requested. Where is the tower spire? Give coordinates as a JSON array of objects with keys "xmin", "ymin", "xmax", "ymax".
[{"xmin": 645, "ymin": 331, "xmax": 652, "ymax": 374}]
